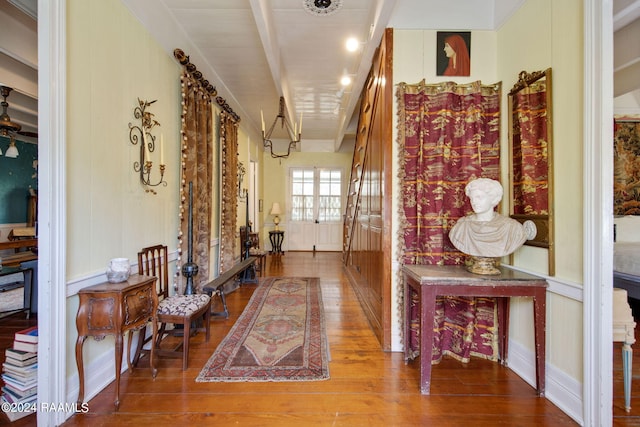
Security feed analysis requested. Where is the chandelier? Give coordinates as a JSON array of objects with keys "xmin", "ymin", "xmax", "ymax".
[
  {"xmin": 262, "ymin": 97, "xmax": 302, "ymax": 159},
  {"xmin": 0, "ymin": 86, "xmax": 22, "ymax": 158}
]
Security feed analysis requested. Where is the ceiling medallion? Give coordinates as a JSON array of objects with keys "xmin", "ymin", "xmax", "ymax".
[{"xmin": 303, "ymin": 0, "xmax": 343, "ymax": 16}]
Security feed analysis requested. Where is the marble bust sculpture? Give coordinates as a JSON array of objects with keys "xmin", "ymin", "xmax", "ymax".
[{"xmin": 449, "ymin": 178, "xmax": 536, "ymax": 273}]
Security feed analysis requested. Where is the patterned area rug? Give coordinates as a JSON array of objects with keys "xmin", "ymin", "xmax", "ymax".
[{"xmin": 196, "ymin": 277, "xmax": 329, "ymax": 382}]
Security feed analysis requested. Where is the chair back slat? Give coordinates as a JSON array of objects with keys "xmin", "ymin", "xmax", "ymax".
[
  {"xmin": 138, "ymin": 245, "xmax": 169, "ymax": 300},
  {"xmin": 249, "ymin": 232, "xmax": 260, "ymax": 249},
  {"xmin": 239, "ymin": 226, "xmax": 248, "ymax": 245}
]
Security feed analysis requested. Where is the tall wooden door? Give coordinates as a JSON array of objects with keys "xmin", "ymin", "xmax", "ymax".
[{"xmin": 287, "ymin": 167, "xmax": 343, "ymax": 251}]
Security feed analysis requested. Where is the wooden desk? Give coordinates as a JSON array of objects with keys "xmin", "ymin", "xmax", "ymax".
[
  {"xmin": 402, "ymin": 264, "xmax": 547, "ymax": 396},
  {"xmin": 75, "ymin": 275, "xmax": 158, "ymax": 409}
]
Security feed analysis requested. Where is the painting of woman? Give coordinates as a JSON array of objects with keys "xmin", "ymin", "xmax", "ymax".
[{"xmin": 437, "ymin": 32, "xmax": 471, "ymax": 77}]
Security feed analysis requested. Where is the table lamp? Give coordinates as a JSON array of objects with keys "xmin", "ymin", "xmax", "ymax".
[{"xmin": 270, "ymin": 202, "xmax": 282, "ymax": 230}]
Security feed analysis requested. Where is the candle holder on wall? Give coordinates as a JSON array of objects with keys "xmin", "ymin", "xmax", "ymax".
[
  {"xmin": 128, "ymin": 98, "xmax": 167, "ymax": 194},
  {"xmin": 237, "ymin": 161, "xmax": 246, "ymax": 199}
]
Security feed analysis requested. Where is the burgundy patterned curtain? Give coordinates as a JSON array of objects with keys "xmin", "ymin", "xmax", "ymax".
[
  {"xmin": 512, "ymin": 82, "xmax": 549, "ymax": 214},
  {"xmin": 219, "ymin": 111, "xmax": 239, "ymax": 272},
  {"xmin": 178, "ymin": 71, "xmax": 214, "ymax": 293},
  {"xmin": 397, "ymin": 80, "xmax": 501, "ymax": 363}
]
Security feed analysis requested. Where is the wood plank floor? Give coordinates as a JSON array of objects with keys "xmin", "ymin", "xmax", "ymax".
[{"xmin": 9, "ymin": 251, "xmax": 637, "ymax": 426}]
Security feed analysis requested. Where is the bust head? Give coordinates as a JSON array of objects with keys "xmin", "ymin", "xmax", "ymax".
[
  {"xmin": 449, "ymin": 177, "xmax": 535, "ymax": 265},
  {"xmin": 464, "ymin": 178, "xmax": 503, "ymax": 218}
]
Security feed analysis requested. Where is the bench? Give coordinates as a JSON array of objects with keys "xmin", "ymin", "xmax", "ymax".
[{"xmin": 202, "ymin": 256, "xmax": 257, "ymax": 318}]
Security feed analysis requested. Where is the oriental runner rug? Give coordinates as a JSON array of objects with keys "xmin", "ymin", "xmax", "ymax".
[{"xmin": 196, "ymin": 277, "xmax": 329, "ymax": 382}]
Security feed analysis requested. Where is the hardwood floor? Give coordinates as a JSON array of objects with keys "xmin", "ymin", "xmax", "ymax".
[{"xmin": 10, "ymin": 251, "xmax": 633, "ymax": 426}]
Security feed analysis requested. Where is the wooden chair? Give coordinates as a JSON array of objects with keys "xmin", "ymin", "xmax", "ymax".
[
  {"xmin": 131, "ymin": 245, "xmax": 211, "ymax": 370},
  {"xmin": 249, "ymin": 232, "xmax": 267, "ymax": 276},
  {"xmin": 240, "ymin": 226, "xmax": 267, "ymax": 276}
]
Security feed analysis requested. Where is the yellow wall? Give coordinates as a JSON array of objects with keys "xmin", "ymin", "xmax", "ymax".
[
  {"xmin": 392, "ymin": 0, "xmax": 584, "ymax": 380},
  {"xmin": 261, "ymin": 151, "xmax": 353, "ymax": 245},
  {"xmin": 497, "ymin": 0, "xmax": 583, "ymax": 380},
  {"xmin": 235, "ymin": 128, "xmax": 265, "ymax": 258},
  {"xmin": 67, "ymin": 0, "xmax": 181, "ymax": 277},
  {"xmin": 498, "ymin": 0, "xmax": 583, "ymax": 282},
  {"xmin": 66, "ymin": 0, "xmax": 181, "ymax": 385}
]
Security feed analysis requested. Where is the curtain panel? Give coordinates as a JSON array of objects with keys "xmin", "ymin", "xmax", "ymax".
[
  {"xmin": 219, "ymin": 111, "xmax": 239, "ymax": 273},
  {"xmin": 397, "ymin": 80, "xmax": 502, "ymax": 363},
  {"xmin": 177, "ymin": 71, "xmax": 214, "ymax": 293},
  {"xmin": 512, "ymin": 82, "xmax": 549, "ymax": 215}
]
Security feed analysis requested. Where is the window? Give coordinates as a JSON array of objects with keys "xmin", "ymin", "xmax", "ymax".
[
  {"xmin": 318, "ymin": 169, "xmax": 342, "ymax": 222},
  {"xmin": 290, "ymin": 168, "xmax": 342, "ymax": 222}
]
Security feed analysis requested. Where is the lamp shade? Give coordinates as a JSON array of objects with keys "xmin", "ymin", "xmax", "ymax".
[
  {"xmin": 270, "ymin": 202, "xmax": 282, "ymax": 215},
  {"xmin": 5, "ymin": 141, "xmax": 18, "ymax": 158}
]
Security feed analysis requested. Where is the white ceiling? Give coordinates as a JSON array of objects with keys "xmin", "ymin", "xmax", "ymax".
[
  {"xmin": 123, "ymin": 0, "xmax": 523, "ymax": 153},
  {"xmin": 1, "ymin": 0, "xmax": 640, "ymax": 148}
]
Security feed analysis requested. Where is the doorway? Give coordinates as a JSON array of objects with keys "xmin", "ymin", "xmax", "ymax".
[{"xmin": 287, "ymin": 167, "xmax": 343, "ymax": 251}]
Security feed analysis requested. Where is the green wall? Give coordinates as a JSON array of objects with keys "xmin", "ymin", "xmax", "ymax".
[{"xmin": 0, "ymin": 136, "xmax": 37, "ymax": 223}]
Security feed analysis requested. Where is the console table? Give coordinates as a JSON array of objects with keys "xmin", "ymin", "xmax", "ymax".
[
  {"xmin": 75, "ymin": 275, "xmax": 158, "ymax": 409},
  {"xmin": 402, "ymin": 264, "xmax": 547, "ymax": 396},
  {"xmin": 269, "ymin": 230, "xmax": 285, "ymax": 255}
]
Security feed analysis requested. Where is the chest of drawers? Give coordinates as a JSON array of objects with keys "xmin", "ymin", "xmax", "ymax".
[{"xmin": 75, "ymin": 275, "xmax": 158, "ymax": 409}]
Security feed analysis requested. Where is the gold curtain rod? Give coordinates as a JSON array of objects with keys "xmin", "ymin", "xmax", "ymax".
[{"xmin": 173, "ymin": 48, "xmax": 241, "ymax": 123}]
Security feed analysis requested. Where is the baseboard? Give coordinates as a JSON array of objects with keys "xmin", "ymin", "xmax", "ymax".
[{"xmin": 508, "ymin": 339, "xmax": 584, "ymax": 425}]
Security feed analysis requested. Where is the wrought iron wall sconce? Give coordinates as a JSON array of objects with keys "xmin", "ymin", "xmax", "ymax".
[
  {"xmin": 238, "ymin": 161, "xmax": 246, "ymax": 199},
  {"xmin": 128, "ymin": 98, "xmax": 167, "ymax": 194}
]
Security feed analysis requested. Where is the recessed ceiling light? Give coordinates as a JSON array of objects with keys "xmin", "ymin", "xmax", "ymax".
[
  {"xmin": 340, "ymin": 76, "xmax": 352, "ymax": 86},
  {"xmin": 346, "ymin": 38, "xmax": 360, "ymax": 52}
]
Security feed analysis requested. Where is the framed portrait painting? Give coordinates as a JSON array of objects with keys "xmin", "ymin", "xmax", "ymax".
[{"xmin": 437, "ymin": 31, "xmax": 471, "ymax": 77}]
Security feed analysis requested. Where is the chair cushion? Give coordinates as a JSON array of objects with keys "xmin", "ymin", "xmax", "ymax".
[
  {"xmin": 249, "ymin": 248, "xmax": 267, "ymax": 256},
  {"xmin": 158, "ymin": 294, "xmax": 210, "ymax": 316}
]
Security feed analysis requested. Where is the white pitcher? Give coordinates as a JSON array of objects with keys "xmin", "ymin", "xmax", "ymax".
[{"xmin": 106, "ymin": 258, "xmax": 130, "ymax": 283}]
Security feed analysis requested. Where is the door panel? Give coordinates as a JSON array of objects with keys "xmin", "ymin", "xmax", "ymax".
[
  {"xmin": 288, "ymin": 167, "xmax": 343, "ymax": 251},
  {"xmin": 315, "ymin": 222, "xmax": 342, "ymax": 251},
  {"xmin": 288, "ymin": 221, "xmax": 316, "ymax": 251}
]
